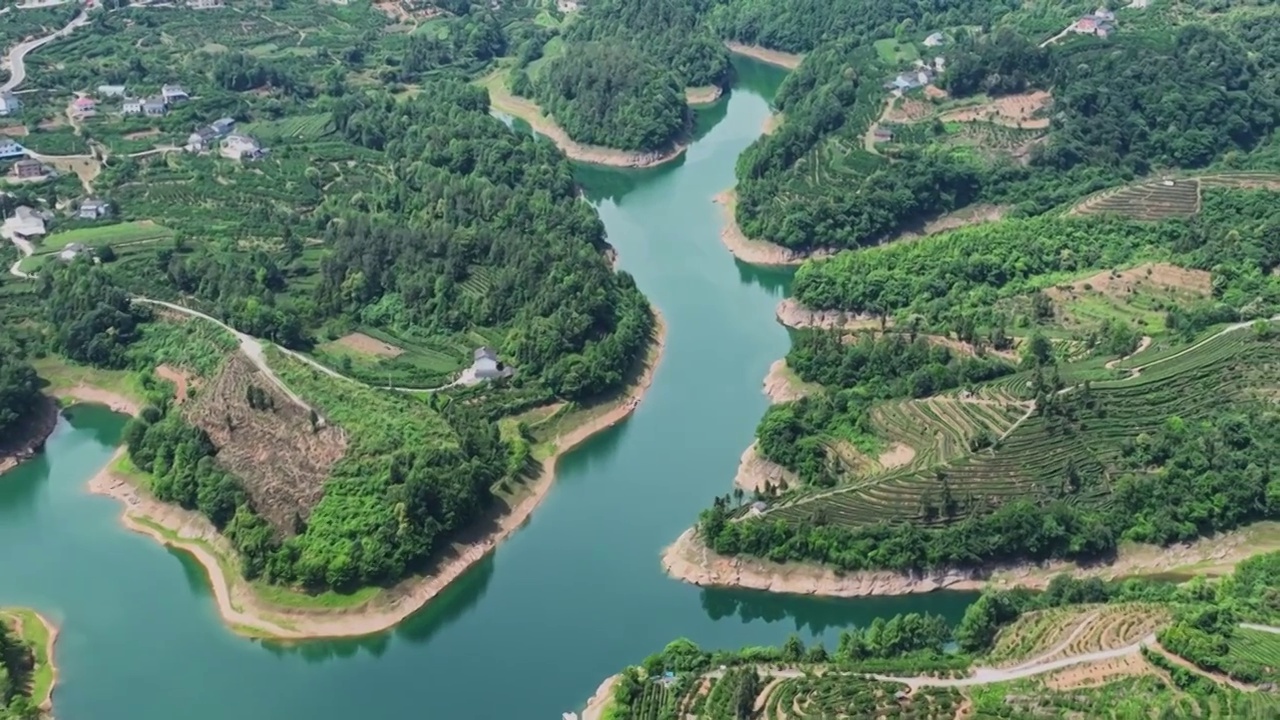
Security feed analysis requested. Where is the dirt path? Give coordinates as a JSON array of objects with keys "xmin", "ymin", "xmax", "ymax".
[
  {"xmin": 1146, "ymin": 641, "xmax": 1258, "ymax": 692},
  {"xmin": 1104, "ymin": 336, "xmax": 1152, "ymax": 370}
]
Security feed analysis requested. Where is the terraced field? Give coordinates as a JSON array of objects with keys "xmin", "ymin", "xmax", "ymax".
[
  {"xmin": 767, "ymin": 320, "xmax": 1280, "ymax": 529},
  {"xmin": 760, "ymin": 676, "xmax": 960, "ymax": 719},
  {"xmin": 1069, "ymin": 171, "xmax": 1280, "ymax": 220},
  {"xmin": 990, "ymin": 604, "xmax": 1169, "ymax": 669},
  {"xmin": 1226, "ymin": 628, "xmax": 1280, "ymax": 682}
]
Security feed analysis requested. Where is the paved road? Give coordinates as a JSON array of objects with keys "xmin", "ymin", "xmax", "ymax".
[{"xmin": 1, "ymin": 2, "xmax": 90, "ymax": 93}]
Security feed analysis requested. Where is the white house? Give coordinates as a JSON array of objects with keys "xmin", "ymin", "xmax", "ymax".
[
  {"xmin": 187, "ymin": 0, "xmax": 224, "ymax": 7},
  {"xmin": 0, "ymin": 92, "xmax": 21, "ymax": 116},
  {"xmin": 121, "ymin": 97, "xmax": 143, "ymax": 115},
  {"xmin": 161, "ymin": 84, "xmax": 189, "ymax": 104},
  {"xmin": 78, "ymin": 199, "xmax": 110, "ymax": 219},
  {"xmin": 471, "ymin": 346, "xmax": 513, "ymax": 380},
  {"xmin": 220, "ymin": 133, "xmax": 265, "ymax": 160},
  {"xmin": 58, "ymin": 242, "xmax": 89, "ymax": 262}
]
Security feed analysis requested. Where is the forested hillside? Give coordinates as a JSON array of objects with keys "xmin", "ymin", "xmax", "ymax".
[
  {"xmin": 0, "ymin": 615, "xmax": 40, "ymax": 720},
  {"xmin": 734, "ymin": 20, "xmax": 1280, "ymax": 251},
  {"xmin": 0, "ymin": 339, "xmax": 40, "ymax": 441}
]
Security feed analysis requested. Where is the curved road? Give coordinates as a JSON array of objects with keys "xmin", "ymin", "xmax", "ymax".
[{"xmin": 1, "ymin": 2, "xmax": 90, "ymax": 93}]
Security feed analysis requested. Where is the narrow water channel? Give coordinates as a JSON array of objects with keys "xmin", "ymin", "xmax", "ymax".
[{"xmin": 0, "ymin": 57, "xmax": 975, "ymax": 719}]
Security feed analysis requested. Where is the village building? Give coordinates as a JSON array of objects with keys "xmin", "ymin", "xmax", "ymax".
[
  {"xmin": 121, "ymin": 97, "xmax": 144, "ymax": 115},
  {"xmin": 923, "ymin": 32, "xmax": 945, "ymax": 47},
  {"xmin": 187, "ymin": 0, "xmax": 224, "ymax": 7},
  {"xmin": 211, "ymin": 117, "xmax": 236, "ymax": 135},
  {"xmin": 4, "ymin": 206, "xmax": 50, "ymax": 240},
  {"xmin": 142, "ymin": 97, "xmax": 168, "ymax": 117},
  {"xmin": 58, "ymin": 242, "xmax": 89, "ymax": 262},
  {"xmin": 97, "ymin": 84, "xmax": 127, "ymax": 98},
  {"xmin": 0, "ymin": 92, "xmax": 22, "ymax": 117},
  {"xmin": 220, "ymin": 133, "xmax": 266, "ymax": 161},
  {"xmin": 1072, "ymin": 8, "xmax": 1117, "ymax": 37},
  {"xmin": 78, "ymin": 199, "xmax": 111, "ymax": 220},
  {"xmin": 69, "ymin": 96, "xmax": 97, "ymax": 119},
  {"xmin": 161, "ymin": 84, "xmax": 189, "ymax": 104},
  {"xmin": 0, "ymin": 137, "xmax": 26, "ymax": 159},
  {"xmin": 471, "ymin": 346, "xmax": 514, "ymax": 381},
  {"xmin": 873, "ymin": 127, "xmax": 894, "ymax": 142},
  {"xmin": 187, "ymin": 126, "xmax": 218, "ymax": 152},
  {"xmin": 11, "ymin": 159, "xmax": 46, "ymax": 179}
]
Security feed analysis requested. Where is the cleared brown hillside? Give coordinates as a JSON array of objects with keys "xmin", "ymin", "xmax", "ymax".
[{"xmin": 186, "ymin": 353, "xmax": 347, "ymax": 534}]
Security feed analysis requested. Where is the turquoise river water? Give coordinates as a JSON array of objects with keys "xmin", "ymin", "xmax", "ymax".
[{"xmin": 0, "ymin": 57, "xmax": 974, "ymax": 719}]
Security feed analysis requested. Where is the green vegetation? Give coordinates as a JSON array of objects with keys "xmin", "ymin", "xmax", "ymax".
[
  {"xmin": 734, "ymin": 18, "xmax": 1280, "ymax": 252},
  {"xmin": 597, "ymin": 557, "xmax": 1280, "ymax": 719},
  {"xmin": 0, "ymin": 609, "xmax": 47, "ymax": 720},
  {"xmin": 0, "ymin": 334, "xmax": 40, "ymax": 441}
]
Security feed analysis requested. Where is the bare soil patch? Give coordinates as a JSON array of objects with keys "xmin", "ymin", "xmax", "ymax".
[
  {"xmin": 762, "ymin": 113, "xmax": 783, "ymax": 135},
  {"xmin": 36, "ymin": 116, "xmax": 67, "ymax": 131},
  {"xmin": 877, "ymin": 442, "xmax": 916, "ymax": 470},
  {"xmin": 331, "ymin": 332, "xmax": 404, "ymax": 358},
  {"xmin": 186, "ymin": 353, "xmax": 348, "ymax": 534},
  {"xmin": 883, "ymin": 97, "xmax": 933, "ymax": 124},
  {"xmin": 1044, "ymin": 652, "xmax": 1151, "ymax": 690},
  {"xmin": 776, "ymin": 297, "xmax": 881, "ymax": 331},
  {"xmin": 0, "ymin": 125, "xmax": 28, "ymax": 137},
  {"xmin": 923, "ymin": 84, "xmax": 949, "ymax": 100},
  {"xmin": 762, "ymin": 359, "xmax": 817, "ymax": 404},
  {"xmin": 155, "ymin": 364, "xmax": 193, "ymax": 404},
  {"xmin": 724, "ymin": 41, "xmax": 803, "ymax": 70},
  {"xmin": 1045, "ymin": 263, "xmax": 1211, "ymax": 305},
  {"xmin": 887, "ymin": 204, "xmax": 1008, "ymax": 243},
  {"xmin": 938, "ymin": 91, "xmax": 1052, "ymax": 129}
]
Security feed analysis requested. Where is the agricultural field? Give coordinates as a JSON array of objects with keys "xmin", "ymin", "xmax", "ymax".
[
  {"xmin": 1225, "ymin": 628, "xmax": 1280, "ymax": 683},
  {"xmin": 1069, "ymin": 172, "xmax": 1280, "ymax": 220},
  {"xmin": 311, "ymin": 325, "xmax": 487, "ymax": 389},
  {"xmin": 238, "ymin": 114, "xmax": 335, "ymax": 145},
  {"xmin": 765, "ymin": 318, "xmax": 1280, "ymax": 530},
  {"xmin": 38, "ymin": 220, "xmax": 173, "ymax": 252},
  {"xmin": 988, "ymin": 604, "xmax": 1170, "ymax": 669},
  {"xmin": 872, "ymin": 37, "xmax": 920, "ymax": 64},
  {"xmin": 763, "ymin": 677, "xmax": 959, "ymax": 719}
]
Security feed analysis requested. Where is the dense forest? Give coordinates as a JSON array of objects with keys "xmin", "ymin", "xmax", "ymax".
[
  {"xmin": 0, "ymin": 619, "xmax": 39, "ymax": 720},
  {"xmin": 528, "ymin": 42, "xmax": 689, "ymax": 152},
  {"xmin": 0, "ymin": 338, "xmax": 40, "ymax": 441},
  {"xmin": 734, "ymin": 24, "xmax": 1280, "ymax": 251}
]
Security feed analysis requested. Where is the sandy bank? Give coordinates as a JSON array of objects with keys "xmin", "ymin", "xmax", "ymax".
[
  {"xmin": 0, "ymin": 395, "xmax": 59, "ymax": 477},
  {"xmin": 725, "ymin": 41, "xmax": 803, "ymax": 70},
  {"xmin": 713, "ymin": 190, "xmax": 833, "ymax": 266},
  {"xmin": 733, "ymin": 442, "xmax": 797, "ymax": 493},
  {"xmin": 89, "ymin": 313, "xmax": 668, "ymax": 640},
  {"xmin": 484, "ymin": 72, "xmax": 687, "ymax": 169},
  {"xmin": 662, "ymin": 520, "xmax": 1280, "ymax": 598},
  {"xmin": 662, "ymin": 529, "xmax": 983, "ymax": 596},
  {"xmin": 58, "ymin": 385, "xmax": 141, "ymax": 415},
  {"xmin": 685, "ymin": 85, "xmax": 725, "ymax": 106},
  {"xmin": 580, "ymin": 673, "xmax": 619, "ymax": 720},
  {"xmin": 762, "ymin": 112, "xmax": 783, "ymax": 135},
  {"xmin": 776, "ymin": 297, "xmax": 879, "ymax": 331},
  {"xmin": 762, "ymin": 359, "xmax": 816, "ymax": 404}
]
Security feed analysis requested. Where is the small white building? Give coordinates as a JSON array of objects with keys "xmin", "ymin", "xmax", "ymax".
[
  {"xmin": 98, "ymin": 84, "xmax": 127, "ymax": 98},
  {"xmin": 69, "ymin": 96, "xmax": 97, "ymax": 119},
  {"xmin": 121, "ymin": 97, "xmax": 144, "ymax": 115},
  {"xmin": 0, "ymin": 92, "xmax": 21, "ymax": 116},
  {"xmin": 472, "ymin": 346, "xmax": 513, "ymax": 380},
  {"xmin": 161, "ymin": 84, "xmax": 189, "ymax": 104},
  {"xmin": 220, "ymin": 133, "xmax": 265, "ymax": 161},
  {"xmin": 58, "ymin": 242, "xmax": 89, "ymax": 262},
  {"xmin": 187, "ymin": 0, "xmax": 224, "ymax": 7},
  {"xmin": 0, "ymin": 136, "xmax": 25, "ymax": 159},
  {"xmin": 78, "ymin": 199, "xmax": 111, "ymax": 220}
]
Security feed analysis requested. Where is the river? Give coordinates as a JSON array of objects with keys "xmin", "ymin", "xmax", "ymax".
[{"xmin": 0, "ymin": 57, "xmax": 975, "ymax": 719}]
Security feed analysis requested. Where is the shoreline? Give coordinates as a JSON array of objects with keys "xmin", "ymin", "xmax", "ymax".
[
  {"xmin": 579, "ymin": 673, "xmax": 619, "ymax": 720},
  {"xmin": 685, "ymin": 84, "xmax": 725, "ymax": 106},
  {"xmin": 713, "ymin": 190, "xmax": 833, "ymax": 266},
  {"xmin": 86, "ymin": 312, "xmax": 669, "ymax": 640},
  {"xmin": 0, "ymin": 395, "xmax": 60, "ymax": 477},
  {"xmin": 775, "ymin": 297, "xmax": 878, "ymax": 331},
  {"xmin": 483, "ymin": 71, "xmax": 687, "ymax": 169},
  {"xmin": 661, "ymin": 521, "xmax": 1280, "ymax": 598},
  {"xmin": 725, "ymin": 41, "xmax": 804, "ymax": 70},
  {"xmin": 0, "ymin": 608, "xmax": 59, "ymax": 712}
]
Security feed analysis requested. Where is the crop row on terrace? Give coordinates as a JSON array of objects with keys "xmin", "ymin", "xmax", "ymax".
[
  {"xmin": 768, "ymin": 324, "xmax": 1280, "ymax": 530},
  {"xmin": 763, "ymin": 676, "xmax": 959, "ymax": 719},
  {"xmin": 1226, "ymin": 628, "xmax": 1280, "ymax": 681}
]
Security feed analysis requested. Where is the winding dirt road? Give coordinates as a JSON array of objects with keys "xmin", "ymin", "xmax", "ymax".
[{"xmin": 1, "ymin": 2, "xmax": 90, "ymax": 93}]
